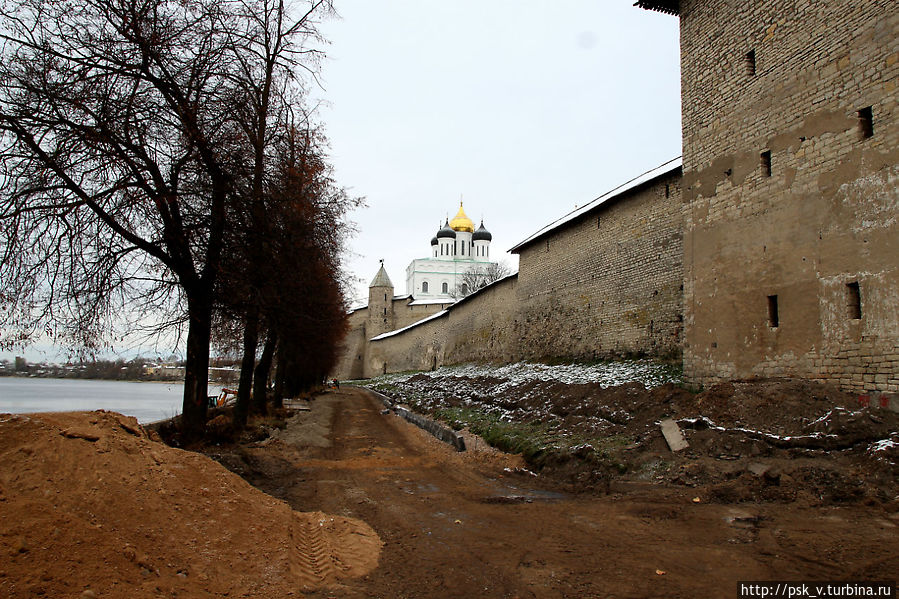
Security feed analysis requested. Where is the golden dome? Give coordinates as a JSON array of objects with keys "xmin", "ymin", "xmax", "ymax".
[{"xmin": 449, "ymin": 202, "xmax": 475, "ymax": 233}]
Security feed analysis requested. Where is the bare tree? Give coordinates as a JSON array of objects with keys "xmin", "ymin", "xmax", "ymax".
[
  {"xmin": 451, "ymin": 261, "xmax": 514, "ymax": 298},
  {"xmin": 221, "ymin": 0, "xmax": 334, "ymax": 427},
  {"xmin": 0, "ymin": 0, "xmax": 330, "ymax": 437}
]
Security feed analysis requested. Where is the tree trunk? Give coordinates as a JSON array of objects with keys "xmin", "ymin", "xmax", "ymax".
[
  {"xmin": 272, "ymin": 343, "xmax": 286, "ymax": 410},
  {"xmin": 233, "ymin": 304, "xmax": 259, "ymax": 428},
  {"xmin": 181, "ymin": 293, "xmax": 212, "ymax": 440},
  {"xmin": 252, "ymin": 331, "xmax": 276, "ymax": 415}
]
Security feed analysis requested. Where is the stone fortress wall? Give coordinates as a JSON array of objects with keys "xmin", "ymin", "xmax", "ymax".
[
  {"xmin": 513, "ymin": 169, "xmax": 683, "ymax": 362},
  {"xmin": 676, "ymin": 0, "xmax": 899, "ymax": 393},
  {"xmin": 337, "ymin": 0, "xmax": 898, "ymax": 399}
]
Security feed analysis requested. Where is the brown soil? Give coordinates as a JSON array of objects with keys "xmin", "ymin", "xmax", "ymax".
[
  {"xmin": 3, "ymin": 381, "xmax": 898, "ymax": 598},
  {"xmin": 206, "ymin": 387, "xmax": 899, "ymax": 598},
  {"xmin": 385, "ymin": 375, "xmax": 899, "ymax": 503},
  {"xmin": 0, "ymin": 410, "xmax": 381, "ymax": 598}
]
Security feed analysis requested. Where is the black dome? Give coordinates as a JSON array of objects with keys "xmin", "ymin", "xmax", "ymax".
[
  {"xmin": 472, "ymin": 221, "xmax": 492, "ymax": 242},
  {"xmin": 436, "ymin": 220, "xmax": 456, "ymax": 239}
]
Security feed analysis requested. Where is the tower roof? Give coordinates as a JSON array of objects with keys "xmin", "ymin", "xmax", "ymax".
[
  {"xmin": 436, "ymin": 219, "xmax": 457, "ymax": 239},
  {"xmin": 369, "ymin": 262, "xmax": 393, "ymax": 288},
  {"xmin": 472, "ymin": 220, "xmax": 492, "ymax": 242},
  {"xmin": 449, "ymin": 202, "xmax": 474, "ymax": 233}
]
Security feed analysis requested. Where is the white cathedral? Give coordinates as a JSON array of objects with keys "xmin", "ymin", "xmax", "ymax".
[{"xmin": 405, "ymin": 202, "xmax": 496, "ymax": 301}]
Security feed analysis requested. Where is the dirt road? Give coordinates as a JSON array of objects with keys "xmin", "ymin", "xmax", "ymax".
[{"xmin": 210, "ymin": 388, "xmax": 899, "ymax": 599}]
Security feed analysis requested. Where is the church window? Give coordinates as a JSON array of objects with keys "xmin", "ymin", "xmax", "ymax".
[
  {"xmin": 461, "ymin": 283, "xmax": 468, "ymax": 295},
  {"xmin": 384, "ymin": 293, "xmax": 387, "ymax": 301},
  {"xmin": 383, "ymin": 307, "xmax": 387, "ymax": 315},
  {"xmin": 745, "ymin": 49, "xmax": 756, "ymax": 76},
  {"xmin": 442, "ymin": 282, "xmax": 448, "ymax": 293},
  {"xmin": 422, "ymin": 281, "xmax": 429, "ymax": 293},
  {"xmin": 858, "ymin": 107, "xmax": 873, "ymax": 139}
]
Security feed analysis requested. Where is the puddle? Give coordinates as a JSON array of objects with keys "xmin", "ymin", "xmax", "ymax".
[{"xmin": 480, "ymin": 478, "xmax": 567, "ymax": 504}]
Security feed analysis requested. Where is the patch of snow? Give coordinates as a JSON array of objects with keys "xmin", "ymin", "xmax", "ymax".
[
  {"xmin": 868, "ymin": 435, "xmax": 899, "ymax": 455},
  {"xmin": 676, "ymin": 416, "xmax": 839, "ymax": 443}
]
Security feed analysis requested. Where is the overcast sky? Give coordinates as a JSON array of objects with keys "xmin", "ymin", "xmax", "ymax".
[
  {"xmin": 3, "ymin": 1, "xmax": 682, "ymax": 362},
  {"xmin": 316, "ymin": 1, "xmax": 682, "ymax": 305}
]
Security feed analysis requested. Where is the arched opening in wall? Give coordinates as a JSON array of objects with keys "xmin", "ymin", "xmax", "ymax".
[
  {"xmin": 422, "ymin": 281, "xmax": 429, "ymax": 293},
  {"xmin": 461, "ymin": 283, "xmax": 468, "ymax": 294},
  {"xmin": 442, "ymin": 282, "xmax": 448, "ymax": 293}
]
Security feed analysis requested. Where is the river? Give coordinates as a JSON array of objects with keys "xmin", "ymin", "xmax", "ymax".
[{"xmin": 0, "ymin": 377, "xmax": 222, "ymax": 423}]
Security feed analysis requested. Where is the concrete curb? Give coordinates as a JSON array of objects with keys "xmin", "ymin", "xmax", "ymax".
[{"xmin": 362, "ymin": 387, "xmax": 466, "ymax": 452}]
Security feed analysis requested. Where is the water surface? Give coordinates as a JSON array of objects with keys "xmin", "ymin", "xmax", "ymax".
[{"xmin": 0, "ymin": 377, "xmax": 219, "ymax": 423}]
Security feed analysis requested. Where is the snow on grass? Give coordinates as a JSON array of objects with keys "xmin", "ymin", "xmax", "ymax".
[
  {"xmin": 366, "ymin": 359, "xmax": 679, "ymax": 392},
  {"xmin": 358, "ymin": 359, "xmax": 680, "ymax": 426}
]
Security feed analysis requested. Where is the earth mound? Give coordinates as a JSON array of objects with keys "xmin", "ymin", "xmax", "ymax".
[{"xmin": 0, "ymin": 410, "xmax": 381, "ymax": 598}]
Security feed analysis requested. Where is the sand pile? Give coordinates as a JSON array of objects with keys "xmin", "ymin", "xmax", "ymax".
[{"xmin": 0, "ymin": 410, "xmax": 381, "ymax": 598}]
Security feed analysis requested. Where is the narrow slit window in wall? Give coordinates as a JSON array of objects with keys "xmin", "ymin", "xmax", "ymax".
[
  {"xmin": 760, "ymin": 150, "xmax": 772, "ymax": 177},
  {"xmin": 665, "ymin": 184, "xmax": 670, "ymax": 198},
  {"xmin": 745, "ymin": 49, "xmax": 756, "ymax": 76},
  {"xmin": 767, "ymin": 295, "xmax": 779, "ymax": 328},
  {"xmin": 847, "ymin": 281, "xmax": 862, "ymax": 319},
  {"xmin": 858, "ymin": 106, "xmax": 873, "ymax": 139}
]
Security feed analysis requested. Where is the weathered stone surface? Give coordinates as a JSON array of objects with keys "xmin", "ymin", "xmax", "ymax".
[{"xmin": 679, "ymin": 0, "xmax": 899, "ymax": 393}]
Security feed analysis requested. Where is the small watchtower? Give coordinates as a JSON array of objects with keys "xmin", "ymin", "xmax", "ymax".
[{"xmin": 367, "ymin": 260, "xmax": 395, "ymax": 337}]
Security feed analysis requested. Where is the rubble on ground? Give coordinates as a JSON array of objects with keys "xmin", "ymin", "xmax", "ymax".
[{"xmin": 364, "ymin": 364, "xmax": 899, "ymax": 504}]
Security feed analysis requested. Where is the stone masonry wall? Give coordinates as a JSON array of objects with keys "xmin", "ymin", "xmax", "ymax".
[
  {"xmin": 439, "ymin": 276, "xmax": 520, "ymax": 364},
  {"xmin": 332, "ymin": 309, "xmax": 368, "ymax": 380},
  {"xmin": 364, "ymin": 277, "xmax": 518, "ymax": 377},
  {"xmin": 365, "ymin": 311, "xmax": 450, "ymax": 377},
  {"xmin": 515, "ymin": 172, "xmax": 684, "ymax": 362},
  {"xmin": 333, "ymin": 299, "xmax": 450, "ymax": 380},
  {"xmin": 679, "ymin": 0, "xmax": 899, "ymax": 393}
]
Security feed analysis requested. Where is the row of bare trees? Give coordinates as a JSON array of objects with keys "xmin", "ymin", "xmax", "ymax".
[{"xmin": 0, "ymin": 0, "xmax": 357, "ymax": 438}]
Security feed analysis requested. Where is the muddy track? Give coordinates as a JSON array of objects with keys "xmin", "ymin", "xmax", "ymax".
[{"xmin": 210, "ymin": 388, "xmax": 899, "ymax": 599}]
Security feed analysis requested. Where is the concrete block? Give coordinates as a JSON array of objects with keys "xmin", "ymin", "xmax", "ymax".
[{"xmin": 660, "ymin": 419, "xmax": 689, "ymax": 452}]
